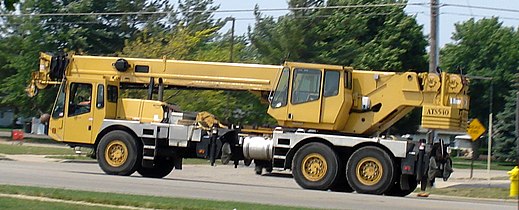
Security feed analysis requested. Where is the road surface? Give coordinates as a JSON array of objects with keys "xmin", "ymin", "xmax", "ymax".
[{"xmin": 0, "ymin": 160, "xmax": 515, "ymax": 210}]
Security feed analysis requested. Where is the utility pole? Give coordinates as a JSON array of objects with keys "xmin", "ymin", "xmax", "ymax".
[
  {"xmin": 230, "ymin": 17, "xmax": 235, "ymax": 63},
  {"xmin": 426, "ymin": 0, "xmax": 440, "ymax": 155},
  {"xmin": 429, "ymin": 0, "xmax": 439, "ymax": 73},
  {"xmin": 224, "ymin": 17, "xmax": 235, "ymax": 122}
]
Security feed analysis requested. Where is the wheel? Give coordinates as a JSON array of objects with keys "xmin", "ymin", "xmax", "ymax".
[
  {"xmin": 329, "ymin": 157, "xmax": 354, "ymax": 192},
  {"xmin": 137, "ymin": 158, "xmax": 175, "ymax": 178},
  {"xmin": 292, "ymin": 142, "xmax": 339, "ymax": 190},
  {"xmin": 384, "ymin": 175, "xmax": 418, "ymax": 196},
  {"xmin": 97, "ymin": 130, "xmax": 141, "ymax": 176},
  {"xmin": 346, "ymin": 146, "xmax": 395, "ymax": 195}
]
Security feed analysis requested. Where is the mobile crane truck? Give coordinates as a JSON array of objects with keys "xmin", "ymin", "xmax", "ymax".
[{"xmin": 27, "ymin": 52, "xmax": 469, "ymax": 196}]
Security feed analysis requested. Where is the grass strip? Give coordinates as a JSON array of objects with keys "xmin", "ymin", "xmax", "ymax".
[
  {"xmin": 0, "ymin": 144, "xmax": 75, "ymax": 155},
  {"xmin": 451, "ymin": 157, "xmax": 515, "ymax": 171},
  {"xmin": 0, "ymin": 195, "xmax": 118, "ymax": 210},
  {"xmin": 0, "ymin": 185, "xmax": 310, "ymax": 210}
]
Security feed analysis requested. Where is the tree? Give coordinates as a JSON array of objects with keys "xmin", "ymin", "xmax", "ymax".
[
  {"xmin": 250, "ymin": 0, "xmax": 427, "ymax": 71},
  {"xmin": 0, "ymin": 0, "xmax": 168, "ymax": 117},
  {"xmin": 441, "ymin": 18, "xmax": 519, "ymax": 124},
  {"xmin": 493, "ymin": 74, "xmax": 518, "ymax": 161},
  {"xmin": 441, "ymin": 18, "xmax": 519, "ymax": 161}
]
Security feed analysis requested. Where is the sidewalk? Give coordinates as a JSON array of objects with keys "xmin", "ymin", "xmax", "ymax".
[{"xmin": 434, "ymin": 167, "xmax": 510, "ymax": 189}]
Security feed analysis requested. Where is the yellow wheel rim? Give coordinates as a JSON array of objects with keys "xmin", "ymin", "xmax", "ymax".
[
  {"xmin": 301, "ymin": 153, "xmax": 327, "ymax": 182},
  {"xmin": 356, "ymin": 157, "xmax": 383, "ymax": 186},
  {"xmin": 104, "ymin": 140, "xmax": 128, "ymax": 167}
]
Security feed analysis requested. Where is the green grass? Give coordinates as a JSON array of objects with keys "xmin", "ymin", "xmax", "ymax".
[
  {"xmin": 419, "ymin": 187, "xmax": 511, "ymax": 200},
  {"xmin": 184, "ymin": 158, "xmax": 212, "ymax": 165},
  {"xmin": 0, "ymin": 185, "xmax": 311, "ymax": 210},
  {"xmin": 452, "ymin": 157, "xmax": 515, "ymax": 171},
  {"xmin": 0, "ymin": 197, "xmax": 115, "ymax": 210},
  {"xmin": 0, "ymin": 144, "xmax": 75, "ymax": 155}
]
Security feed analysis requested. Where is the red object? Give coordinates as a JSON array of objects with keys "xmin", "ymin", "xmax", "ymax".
[{"xmin": 11, "ymin": 130, "xmax": 24, "ymax": 140}]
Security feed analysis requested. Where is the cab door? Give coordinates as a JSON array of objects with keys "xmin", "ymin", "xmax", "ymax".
[
  {"xmin": 63, "ymin": 79, "xmax": 97, "ymax": 144},
  {"xmin": 48, "ymin": 81, "xmax": 66, "ymax": 142},
  {"xmin": 287, "ymin": 68, "xmax": 322, "ymax": 124}
]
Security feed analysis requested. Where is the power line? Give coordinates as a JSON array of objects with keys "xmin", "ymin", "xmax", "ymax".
[
  {"xmin": 441, "ymin": 12, "xmax": 519, "ymax": 21},
  {"xmin": 0, "ymin": 3, "xmax": 427, "ymax": 17},
  {"xmin": 443, "ymin": 3, "xmax": 519, "ymax": 13}
]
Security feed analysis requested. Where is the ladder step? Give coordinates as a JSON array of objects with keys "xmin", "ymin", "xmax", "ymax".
[
  {"xmin": 273, "ymin": 155, "xmax": 286, "ymax": 159},
  {"xmin": 143, "ymin": 145, "xmax": 155, "ymax": 150},
  {"xmin": 143, "ymin": 156, "xmax": 154, "ymax": 160}
]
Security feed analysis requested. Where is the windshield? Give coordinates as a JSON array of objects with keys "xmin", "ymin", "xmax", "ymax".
[
  {"xmin": 51, "ymin": 80, "xmax": 66, "ymax": 119},
  {"xmin": 271, "ymin": 67, "xmax": 290, "ymax": 108}
]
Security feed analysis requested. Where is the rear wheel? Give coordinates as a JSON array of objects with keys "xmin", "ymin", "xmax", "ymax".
[
  {"xmin": 346, "ymin": 146, "xmax": 395, "ymax": 195},
  {"xmin": 292, "ymin": 143, "xmax": 339, "ymax": 190},
  {"xmin": 137, "ymin": 158, "xmax": 175, "ymax": 178},
  {"xmin": 384, "ymin": 174, "xmax": 418, "ymax": 196},
  {"xmin": 97, "ymin": 130, "xmax": 141, "ymax": 176}
]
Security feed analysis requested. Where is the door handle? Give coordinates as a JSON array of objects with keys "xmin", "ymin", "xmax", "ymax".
[
  {"xmin": 288, "ymin": 113, "xmax": 292, "ymax": 119},
  {"xmin": 88, "ymin": 125, "xmax": 91, "ymax": 131}
]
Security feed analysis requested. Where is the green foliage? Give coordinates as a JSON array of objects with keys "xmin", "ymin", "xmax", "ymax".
[
  {"xmin": 441, "ymin": 18, "xmax": 519, "ymax": 122},
  {"xmin": 493, "ymin": 75, "xmax": 518, "ymax": 161},
  {"xmin": 441, "ymin": 18, "xmax": 519, "ymax": 161},
  {"xmin": 250, "ymin": 0, "xmax": 427, "ymax": 71},
  {"xmin": 0, "ymin": 0, "xmax": 168, "ymax": 117}
]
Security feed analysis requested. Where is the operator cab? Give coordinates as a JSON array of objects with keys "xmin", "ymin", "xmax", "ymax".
[{"xmin": 267, "ymin": 62, "xmax": 353, "ymax": 131}]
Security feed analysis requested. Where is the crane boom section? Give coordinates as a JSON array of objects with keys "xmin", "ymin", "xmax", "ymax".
[{"xmin": 30, "ymin": 53, "xmax": 282, "ymax": 93}]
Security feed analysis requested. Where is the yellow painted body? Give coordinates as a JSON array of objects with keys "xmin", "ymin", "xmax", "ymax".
[{"xmin": 30, "ymin": 53, "xmax": 469, "ymax": 145}]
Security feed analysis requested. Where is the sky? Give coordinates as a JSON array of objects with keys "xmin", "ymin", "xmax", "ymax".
[{"xmin": 212, "ymin": 0, "xmax": 519, "ymax": 47}]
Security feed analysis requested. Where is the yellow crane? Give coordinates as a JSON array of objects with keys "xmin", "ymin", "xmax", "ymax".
[{"xmin": 27, "ymin": 52, "xmax": 469, "ymax": 196}]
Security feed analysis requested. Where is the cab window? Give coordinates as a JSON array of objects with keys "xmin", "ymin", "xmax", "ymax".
[
  {"xmin": 107, "ymin": 85, "xmax": 118, "ymax": 103},
  {"xmin": 96, "ymin": 84, "xmax": 104, "ymax": 108},
  {"xmin": 323, "ymin": 70, "xmax": 340, "ymax": 97},
  {"xmin": 68, "ymin": 83, "xmax": 92, "ymax": 116},
  {"xmin": 271, "ymin": 67, "xmax": 290, "ymax": 108},
  {"xmin": 52, "ymin": 82, "xmax": 66, "ymax": 118},
  {"xmin": 291, "ymin": 68, "xmax": 321, "ymax": 104}
]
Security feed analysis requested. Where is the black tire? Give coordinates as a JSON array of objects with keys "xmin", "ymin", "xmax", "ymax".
[
  {"xmin": 329, "ymin": 157, "xmax": 354, "ymax": 192},
  {"xmin": 137, "ymin": 158, "xmax": 175, "ymax": 178},
  {"xmin": 346, "ymin": 146, "xmax": 395, "ymax": 195},
  {"xmin": 384, "ymin": 175, "xmax": 418, "ymax": 196},
  {"xmin": 97, "ymin": 130, "xmax": 141, "ymax": 176},
  {"xmin": 292, "ymin": 142, "xmax": 339, "ymax": 190}
]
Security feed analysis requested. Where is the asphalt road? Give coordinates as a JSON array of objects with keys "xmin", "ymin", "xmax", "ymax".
[{"xmin": 0, "ymin": 160, "xmax": 516, "ymax": 210}]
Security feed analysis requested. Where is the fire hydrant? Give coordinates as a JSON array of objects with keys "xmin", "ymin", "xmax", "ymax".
[{"xmin": 508, "ymin": 166, "xmax": 519, "ymax": 197}]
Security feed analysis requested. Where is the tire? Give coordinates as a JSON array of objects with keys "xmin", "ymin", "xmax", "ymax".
[
  {"xmin": 97, "ymin": 130, "xmax": 141, "ymax": 176},
  {"xmin": 346, "ymin": 146, "xmax": 395, "ymax": 195},
  {"xmin": 137, "ymin": 158, "xmax": 175, "ymax": 178},
  {"xmin": 384, "ymin": 175, "xmax": 418, "ymax": 196},
  {"xmin": 292, "ymin": 142, "xmax": 339, "ymax": 190},
  {"xmin": 329, "ymin": 157, "xmax": 354, "ymax": 193}
]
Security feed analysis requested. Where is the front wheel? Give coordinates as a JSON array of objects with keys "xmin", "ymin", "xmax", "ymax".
[
  {"xmin": 97, "ymin": 130, "xmax": 141, "ymax": 176},
  {"xmin": 346, "ymin": 146, "xmax": 395, "ymax": 195},
  {"xmin": 292, "ymin": 142, "xmax": 339, "ymax": 190}
]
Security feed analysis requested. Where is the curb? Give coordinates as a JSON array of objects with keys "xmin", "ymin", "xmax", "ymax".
[{"xmin": 410, "ymin": 192, "xmax": 517, "ymax": 203}]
